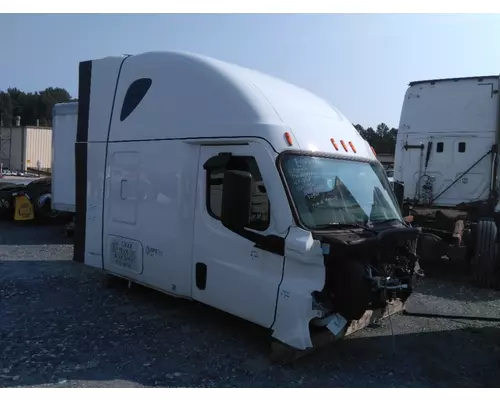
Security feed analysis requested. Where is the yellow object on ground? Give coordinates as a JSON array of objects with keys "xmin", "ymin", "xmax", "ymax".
[{"xmin": 14, "ymin": 195, "xmax": 34, "ymax": 221}]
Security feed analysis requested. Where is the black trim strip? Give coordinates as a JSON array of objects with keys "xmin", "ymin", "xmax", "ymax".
[
  {"xmin": 73, "ymin": 60, "xmax": 92, "ymax": 263},
  {"xmin": 76, "ymin": 61, "xmax": 92, "ymax": 143},
  {"xmin": 74, "ymin": 142, "xmax": 88, "ymax": 263}
]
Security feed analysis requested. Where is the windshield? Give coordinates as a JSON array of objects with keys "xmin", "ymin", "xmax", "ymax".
[{"xmin": 280, "ymin": 153, "xmax": 403, "ymax": 229}]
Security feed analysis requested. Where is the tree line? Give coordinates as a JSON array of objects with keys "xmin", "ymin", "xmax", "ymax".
[
  {"xmin": 0, "ymin": 87, "xmax": 397, "ymax": 154},
  {"xmin": 0, "ymin": 87, "xmax": 74, "ymax": 127},
  {"xmin": 353, "ymin": 123, "xmax": 397, "ymax": 154}
]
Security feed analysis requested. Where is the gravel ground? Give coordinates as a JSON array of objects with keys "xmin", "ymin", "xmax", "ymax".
[{"xmin": 0, "ymin": 221, "xmax": 499, "ymax": 388}]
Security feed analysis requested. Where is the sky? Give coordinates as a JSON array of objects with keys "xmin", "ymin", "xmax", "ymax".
[{"xmin": 0, "ymin": 13, "xmax": 500, "ymax": 128}]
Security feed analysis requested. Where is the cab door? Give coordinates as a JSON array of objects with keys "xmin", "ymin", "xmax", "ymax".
[
  {"xmin": 192, "ymin": 142, "xmax": 287, "ymax": 328},
  {"xmin": 426, "ymin": 135, "xmax": 492, "ymax": 206}
]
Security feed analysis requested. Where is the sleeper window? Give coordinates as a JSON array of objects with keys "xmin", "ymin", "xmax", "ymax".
[
  {"xmin": 120, "ymin": 78, "xmax": 153, "ymax": 121},
  {"xmin": 436, "ymin": 142, "xmax": 444, "ymax": 153},
  {"xmin": 458, "ymin": 142, "xmax": 466, "ymax": 153},
  {"xmin": 207, "ymin": 156, "xmax": 270, "ymax": 231}
]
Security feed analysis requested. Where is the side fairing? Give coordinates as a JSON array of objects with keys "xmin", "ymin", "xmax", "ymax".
[{"xmin": 271, "ymin": 227, "xmax": 325, "ymax": 350}]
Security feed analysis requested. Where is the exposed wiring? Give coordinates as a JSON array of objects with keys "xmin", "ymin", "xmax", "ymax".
[{"xmin": 413, "ymin": 173, "xmax": 431, "ymax": 205}]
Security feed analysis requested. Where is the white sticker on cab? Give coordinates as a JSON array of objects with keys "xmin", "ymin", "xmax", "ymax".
[{"xmin": 108, "ymin": 235, "xmax": 143, "ymax": 274}]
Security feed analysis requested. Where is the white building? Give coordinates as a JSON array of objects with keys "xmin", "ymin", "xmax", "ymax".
[{"xmin": 0, "ymin": 125, "xmax": 53, "ymax": 173}]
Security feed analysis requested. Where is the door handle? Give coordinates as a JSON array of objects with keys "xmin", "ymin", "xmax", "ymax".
[{"xmin": 120, "ymin": 179, "xmax": 127, "ymax": 200}]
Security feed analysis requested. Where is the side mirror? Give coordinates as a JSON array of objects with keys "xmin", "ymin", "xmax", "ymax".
[
  {"xmin": 221, "ymin": 170, "xmax": 253, "ymax": 231},
  {"xmin": 393, "ymin": 181, "xmax": 405, "ymax": 214}
]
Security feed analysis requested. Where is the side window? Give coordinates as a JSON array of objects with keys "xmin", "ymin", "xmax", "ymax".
[
  {"xmin": 458, "ymin": 142, "xmax": 466, "ymax": 153},
  {"xmin": 436, "ymin": 142, "xmax": 444, "ymax": 153},
  {"xmin": 207, "ymin": 156, "xmax": 270, "ymax": 231},
  {"xmin": 120, "ymin": 78, "xmax": 152, "ymax": 122}
]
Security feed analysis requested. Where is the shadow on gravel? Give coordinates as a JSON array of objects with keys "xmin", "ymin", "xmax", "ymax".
[
  {"xmin": 419, "ymin": 251, "xmax": 500, "ymax": 293},
  {"xmin": 409, "ymin": 277, "xmax": 500, "ymax": 307},
  {"xmin": 0, "ymin": 221, "xmax": 72, "ymax": 245},
  {"xmin": 1, "ymin": 272, "xmax": 499, "ymax": 388},
  {"xmin": 292, "ymin": 326, "xmax": 500, "ymax": 388}
]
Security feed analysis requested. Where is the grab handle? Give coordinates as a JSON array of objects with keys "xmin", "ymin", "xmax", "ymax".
[{"xmin": 120, "ymin": 179, "xmax": 127, "ymax": 200}]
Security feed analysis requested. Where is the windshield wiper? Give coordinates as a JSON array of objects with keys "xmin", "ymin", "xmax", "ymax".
[{"xmin": 315, "ymin": 222, "xmax": 378, "ymax": 234}]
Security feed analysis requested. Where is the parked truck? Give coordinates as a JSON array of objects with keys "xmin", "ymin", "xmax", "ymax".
[
  {"xmin": 72, "ymin": 51, "xmax": 422, "ymax": 358},
  {"xmin": 52, "ymin": 101, "xmax": 78, "ymax": 214},
  {"xmin": 0, "ymin": 101, "xmax": 77, "ymax": 223},
  {"xmin": 394, "ymin": 75, "xmax": 500, "ymax": 288}
]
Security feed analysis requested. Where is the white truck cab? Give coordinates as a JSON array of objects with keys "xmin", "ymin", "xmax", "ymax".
[
  {"xmin": 394, "ymin": 76, "xmax": 500, "ymax": 208},
  {"xmin": 73, "ymin": 51, "xmax": 420, "ymax": 351},
  {"xmin": 394, "ymin": 75, "xmax": 500, "ymax": 288}
]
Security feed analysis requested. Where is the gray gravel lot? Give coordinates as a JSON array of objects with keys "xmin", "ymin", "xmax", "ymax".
[{"xmin": 0, "ymin": 221, "xmax": 499, "ymax": 388}]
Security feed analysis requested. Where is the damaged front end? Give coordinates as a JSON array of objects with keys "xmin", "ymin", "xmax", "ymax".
[
  {"xmin": 311, "ymin": 225, "xmax": 423, "ymax": 335},
  {"xmin": 271, "ymin": 151, "xmax": 424, "ymax": 360}
]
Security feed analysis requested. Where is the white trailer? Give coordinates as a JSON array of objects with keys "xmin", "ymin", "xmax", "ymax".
[
  {"xmin": 72, "ymin": 51, "xmax": 421, "ymax": 356},
  {"xmin": 394, "ymin": 75, "xmax": 500, "ymax": 287},
  {"xmin": 52, "ymin": 101, "xmax": 78, "ymax": 213}
]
